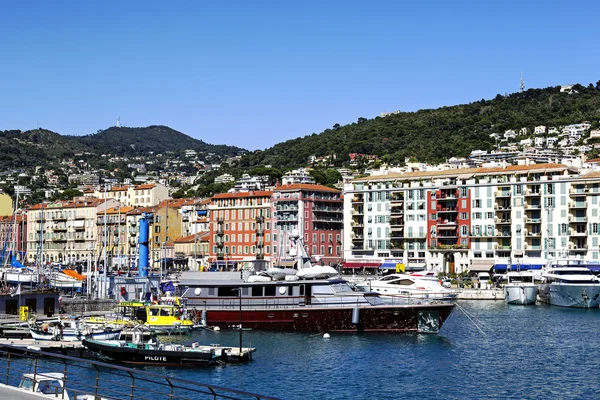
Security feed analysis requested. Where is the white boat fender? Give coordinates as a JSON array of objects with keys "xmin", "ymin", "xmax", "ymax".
[
  {"xmin": 323, "ymin": 333, "xmax": 330, "ymax": 339},
  {"xmin": 351, "ymin": 307, "xmax": 360, "ymax": 325},
  {"xmin": 214, "ymin": 326, "xmax": 221, "ymax": 331}
]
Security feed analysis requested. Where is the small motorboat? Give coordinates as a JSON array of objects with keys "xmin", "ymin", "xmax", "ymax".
[
  {"xmin": 29, "ymin": 317, "xmax": 122, "ymax": 342},
  {"xmin": 504, "ymin": 271, "xmax": 538, "ymax": 305},
  {"xmin": 16, "ymin": 372, "xmax": 109, "ymax": 399}
]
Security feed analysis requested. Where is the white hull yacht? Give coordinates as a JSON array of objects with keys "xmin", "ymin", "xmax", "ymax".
[
  {"xmin": 504, "ymin": 271, "xmax": 538, "ymax": 305},
  {"xmin": 538, "ymin": 267, "xmax": 600, "ymax": 308},
  {"xmin": 354, "ymin": 273, "xmax": 457, "ymax": 301}
]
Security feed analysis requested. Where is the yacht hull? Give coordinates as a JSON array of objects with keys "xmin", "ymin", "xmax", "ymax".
[
  {"xmin": 505, "ymin": 285, "xmax": 538, "ymax": 305},
  {"xmin": 82, "ymin": 339, "xmax": 222, "ymax": 366},
  {"xmin": 192, "ymin": 303, "xmax": 455, "ymax": 333},
  {"xmin": 538, "ymin": 283, "xmax": 600, "ymax": 308}
]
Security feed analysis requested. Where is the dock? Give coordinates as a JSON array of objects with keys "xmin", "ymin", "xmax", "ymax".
[{"xmin": 456, "ymin": 288, "xmax": 505, "ymax": 300}]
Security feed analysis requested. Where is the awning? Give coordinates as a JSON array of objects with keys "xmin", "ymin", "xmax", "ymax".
[
  {"xmin": 493, "ymin": 264, "xmax": 544, "ymax": 272},
  {"xmin": 469, "ymin": 261, "xmax": 494, "ymax": 272},
  {"xmin": 405, "ymin": 263, "xmax": 426, "ymax": 271},
  {"xmin": 72, "ymin": 220, "xmax": 85, "ymax": 228},
  {"xmin": 587, "ymin": 265, "xmax": 600, "ymax": 273},
  {"xmin": 379, "ymin": 261, "xmax": 403, "ymax": 269},
  {"xmin": 343, "ymin": 262, "xmax": 380, "ymax": 269}
]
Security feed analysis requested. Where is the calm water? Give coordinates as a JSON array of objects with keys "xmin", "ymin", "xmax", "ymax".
[
  {"xmin": 16, "ymin": 301, "xmax": 600, "ymax": 399},
  {"xmin": 144, "ymin": 301, "xmax": 600, "ymax": 399}
]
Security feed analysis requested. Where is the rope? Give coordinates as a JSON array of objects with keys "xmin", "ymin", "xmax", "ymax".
[{"xmin": 454, "ymin": 302, "xmax": 487, "ymax": 336}]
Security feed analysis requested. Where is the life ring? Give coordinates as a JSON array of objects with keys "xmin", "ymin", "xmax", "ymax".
[{"xmin": 120, "ymin": 287, "xmax": 127, "ymax": 296}]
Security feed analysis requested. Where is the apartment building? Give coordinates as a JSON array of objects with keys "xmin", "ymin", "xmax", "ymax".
[
  {"xmin": 272, "ymin": 184, "xmax": 343, "ymax": 266},
  {"xmin": 96, "ymin": 205, "xmax": 134, "ymax": 270},
  {"xmin": 344, "ymin": 163, "xmax": 600, "ymax": 274},
  {"xmin": 90, "ymin": 183, "xmax": 169, "ymax": 207},
  {"xmin": 208, "ymin": 191, "xmax": 272, "ymax": 269},
  {"xmin": 26, "ymin": 197, "xmax": 119, "ymax": 265}
]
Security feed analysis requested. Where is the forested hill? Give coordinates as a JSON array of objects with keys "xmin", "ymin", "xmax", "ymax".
[
  {"xmin": 240, "ymin": 83, "xmax": 600, "ymax": 170},
  {"xmin": 74, "ymin": 125, "xmax": 246, "ymax": 156},
  {"xmin": 0, "ymin": 125, "xmax": 245, "ymax": 170}
]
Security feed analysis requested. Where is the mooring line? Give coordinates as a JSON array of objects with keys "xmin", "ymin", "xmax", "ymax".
[{"xmin": 454, "ymin": 302, "xmax": 487, "ymax": 336}]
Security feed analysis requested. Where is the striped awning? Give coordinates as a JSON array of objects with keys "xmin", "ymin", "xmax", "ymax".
[{"xmin": 343, "ymin": 262, "xmax": 380, "ymax": 269}]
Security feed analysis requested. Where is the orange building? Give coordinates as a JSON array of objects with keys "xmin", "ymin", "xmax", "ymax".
[{"xmin": 208, "ymin": 191, "xmax": 272, "ymax": 269}]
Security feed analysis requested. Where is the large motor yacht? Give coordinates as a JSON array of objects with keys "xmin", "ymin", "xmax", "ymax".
[
  {"xmin": 538, "ymin": 267, "xmax": 600, "ymax": 308},
  {"xmin": 354, "ymin": 273, "xmax": 457, "ymax": 301}
]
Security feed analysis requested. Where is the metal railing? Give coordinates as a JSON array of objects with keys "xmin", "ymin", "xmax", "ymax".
[{"xmin": 0, "ymin": 344, "xmax": 280, "ymax": 400}]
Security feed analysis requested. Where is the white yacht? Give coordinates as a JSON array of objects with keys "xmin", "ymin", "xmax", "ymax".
[
  {"xmin": 504, "ymin": 271, "xmax": 538, "ymax": 305},
  {"xmin": 354, "ymin": 273, "xmax": 457, "ymax": 300},
  {"xmin": 538, "ymin": 267, "xmax": 600, "ymax": 308}
]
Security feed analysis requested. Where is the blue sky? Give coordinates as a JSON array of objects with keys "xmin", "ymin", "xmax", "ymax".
[{"xmin": 1, "ymin": 1, "xmax": 599, "ymax": 151}]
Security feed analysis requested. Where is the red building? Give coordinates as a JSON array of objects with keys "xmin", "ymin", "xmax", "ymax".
[{"xmin": 272, "ymin": 184, "xmax": 343, "ymax": 266}]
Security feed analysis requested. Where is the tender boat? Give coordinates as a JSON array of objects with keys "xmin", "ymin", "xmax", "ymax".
[
  {"xmin": 354, "ymin": 273, "xmax": 458, "ymax": 301},
  {"xmin": 29, "ymin": 317, "xmax": 122, "ymax": 342},
  {"xmin": 86, "ymin": 300, "xmax": 193, "ymax": 334},
  {"xmin": 180, "ymin": 274, "xmax": 455, "ymax": 333},
  {"xmin": 82, "ymin": 331, "xmax": 248, "ymax": 366},
  {"xmin": 504, "ymin": 271, "xmax": 538, "ymax": 305},
  {"xmin": 16, "ymin": 372, "xmax": 107, "ymax": 399},
  {"xmin": 538, "ymin": 267, "xmax": 600, "ymax": 308}
]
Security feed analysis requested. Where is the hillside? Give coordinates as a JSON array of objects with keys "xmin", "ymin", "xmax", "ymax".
[
  {"xmin": 74, "ymin": 125, "xmax": 246, "ymax": 157},
  {"xmin": 240, "ymin": 83, "xmax": 600, "ymax": 170},
  {"xmin": 0, "ymin": 126, "xmax": 245, "ymax": 170}
]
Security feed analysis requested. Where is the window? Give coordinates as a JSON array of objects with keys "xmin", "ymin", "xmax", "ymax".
[
  {"xmin": 460, "ymin": 212, "xmax": 468, "ymax": 220},
  {"xmin": 460, "ymin": 225, "xmax": 469, "ymax": 237},
  {"xmin": 473, "ymin": 199, "xmax": 481, "ymax": 208}
]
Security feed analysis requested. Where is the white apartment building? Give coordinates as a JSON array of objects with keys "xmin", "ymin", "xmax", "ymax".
[
  {"xmin": 89, "ymin": 183, "xmax": 169, "ymax": 207},
  {"xmin": 344, "ymin": 163, "xmax": 600, "ymax": 275}
]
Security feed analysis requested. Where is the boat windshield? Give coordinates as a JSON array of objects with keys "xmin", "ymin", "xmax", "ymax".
[
  {"xmin": 330, "ymin": 282, "xmax": 354, "ymax": 293},
  {"xmin": 554, "ymin": 270, "xmax": 593, "ymax": 276},
  {"xmin": 19, "ymin": 378, "xmax": 34, "ymax": 390},
  {"xmin": 37, "ymin": 380, "xmax": 62, "ymax": 395}
]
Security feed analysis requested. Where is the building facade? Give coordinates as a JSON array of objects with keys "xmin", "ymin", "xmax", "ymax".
[
  {"xmin": 208, "ymin": 191, "xmax": 272, "ymax": 269},
  {"xmin": 344, "ymin": 163, "xmax": 600, "ymax": 274},
  {"xmin": 26, "ymin": 198, "xmax": 119, "ymax": 265},
  {"xmin": 272, "ymin": 184, "xmax": 343, "ymax": 266}
]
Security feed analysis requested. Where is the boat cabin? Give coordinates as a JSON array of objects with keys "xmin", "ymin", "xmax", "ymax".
[
  {"xmin": 19, "ymin": 372, "xmax": 68, "ymax": 399},
  {"xmin": 181, "ymin": 278, "xmax": 384, "ymax": 308}
]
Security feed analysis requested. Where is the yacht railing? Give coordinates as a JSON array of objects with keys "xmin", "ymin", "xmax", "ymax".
[{"xmin": 0, "ymin": 344, "xmax": 280, "ymax": 400}]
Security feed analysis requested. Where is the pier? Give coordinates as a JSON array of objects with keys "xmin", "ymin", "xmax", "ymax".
[{"xmin": 0, "ymin": 344, "xmax": 276, "ymax": 399}]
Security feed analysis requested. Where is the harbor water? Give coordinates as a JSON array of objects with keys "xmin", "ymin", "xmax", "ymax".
[{"xmin": 33, "ymin": 301, "xmax": 600, "ymax": 399}]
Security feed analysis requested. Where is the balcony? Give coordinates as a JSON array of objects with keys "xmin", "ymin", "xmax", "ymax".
[
  {"xmin": 495, "ymin": 218, "xmax": 512, "ymax": 224},
  {"xmin": 524, "ymin": 230, "xmax": 542, "ymax": 237},
  {"xmin": 524, "ymin": 218, "xmax": 541, "ymax": 224},
  {"xmin": 569, "ymin": 244, "xmax": 588, "ymax": 250},
  {"xmin": 494, "ymin": 204, "xmax": 511, "ymax": 211},
  {"xmin": 524, "ymin": 190, "xmax": 541, "ymax": 197},
  {"xmin": 437, "ymin": 207, "xmax": 457, "ymax": 213},
  {"xmin": 569, "ymin": 230, "xmax": 587, "ymax": 237},
  {"xmin": 495, "ymin": 190, "xmax": 512, "ymax": 197},
  {"xmin": 569, "ymin": 216, "xmax": 587, "ymax": 223},
  {"xmin": 351, "ymin": 196, "xmax": 364, "ymax": 203},
  {"xmin": 568, "ymin": 201, "xmax": 587, "ymax": 209},
  {"xmin": 494, "ymin": 244, "xmax": 512, "ymax": 250},
  {"xmin": 351, "ymin": 208, "xmax": 364, "ymax": 215},
  {"xmin": 569, "ymin": 188, "xmax": 588, "ymax": 195},
  {"xmin": 524, "ymin": 203, "xmax": 542, "ymax": 210}
]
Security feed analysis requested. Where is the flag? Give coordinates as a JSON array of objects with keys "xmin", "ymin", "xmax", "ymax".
[{"xmin": 11, "ymin": 284, "xmax": 21, "ymax": 297}]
